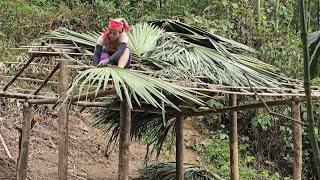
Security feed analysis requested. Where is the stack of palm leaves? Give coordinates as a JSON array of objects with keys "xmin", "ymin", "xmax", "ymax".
[{"xmin": 136, "ymin": 162, "xmax": 224, "ymax": 180}]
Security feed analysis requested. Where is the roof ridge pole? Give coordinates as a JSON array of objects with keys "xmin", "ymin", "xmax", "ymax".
[
  {"xmin": 229, "ymin": 94, "xmax": 239, "ymax": 180},
  {"xmin": 118, "ymin": 94, "xmax": 132, "ymax": 180},
  {"xmin": 16, "ymin": 102, "xmax": 32, "ymax": 180},
  {"xmin": 291, "ymin": 97, "xmax": 302, "ymax": 180},
  {"xmin": 58, "ymin": 59, "xmax": 69, "ymax": 180},
  {"xmin": 175, "ymin": 113, "xmax": 184, "ymax": 180}
]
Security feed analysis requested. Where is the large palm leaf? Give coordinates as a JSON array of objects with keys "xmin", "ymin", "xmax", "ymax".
[
  {"xmin": 92, "ymin": 107, "xmax": 176, "ymax": 160},
  {"xmin": 67, "ymin": 66, "xmax": 204, "ymax": 110},
  {"xmin": 309, "ymin": 30, "xmax": 320, "ymax": 78}
]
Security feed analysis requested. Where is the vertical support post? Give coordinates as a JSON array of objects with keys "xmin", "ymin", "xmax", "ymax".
[
  {"xmin": 176, "ymin": 113, "xmax": 184, "ymax": 180},
  {"xmin": 16, "ymin": 102, "xmax": 31, "ymax": 180},
  {"xmin": 229, "ymin": 94, "xmax": 239, "ymax": 180},
  {"xmin": 58, "ymin": 60, "xmax": 69, "ymax": 180},
  {"xmin": 118, "ymin": 96, "xmax": 132, "ymax": 180},
  {"xmin": 291, "ymin": 98, "xmax": 302, "ymax": 180}
]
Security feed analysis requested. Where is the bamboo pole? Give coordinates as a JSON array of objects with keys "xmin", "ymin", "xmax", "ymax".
[
  {"xmin": 0, "ymin": 133, "xmax": 13, "ymax": 159},
  {"xmin": 176, "ymin": 113, "xmax": 184, "ymax": 180},
  {"xmin": 16, "ymin": 102, "xmax": 31, "ymax": 180},
  {"xmin": 3, "ymin": 56, "xmax": 36, "ymax": 91},
  {"xmin": 33, "ymin": 63, "xmax": 60, "ymax": 95},
  {"xmin": 229, "ymin": 94, "xmax": 239, "ymax": 180},
  {"xmin": 0, "ymin": 90, "xmax": 56, "ymax": 100},
  {"xmin": 118, "ymin": 96, "xmax": 132, "ymax": 180},
  {"xmin": 298, "ymin": 0, "xmax": 320, "ymax": 176},
  {"xmin": 291, "ymin": 98, "xmax": 302, "ymax": 180},
  {"xmin": 27, "ymin": 88, "xmax": 115, "ymax": 104},
  {"xmin": 58, "ymin": 60, "xmax": 69, "ymax": 180},
  {"xmin": 0, "ymin": 75, "xmax": 59, "ymax": 85}
]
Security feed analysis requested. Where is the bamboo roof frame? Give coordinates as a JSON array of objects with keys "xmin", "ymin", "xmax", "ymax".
[{"xmin": 2, "ymin": 41, "xmax": 320, "ymax": 114}]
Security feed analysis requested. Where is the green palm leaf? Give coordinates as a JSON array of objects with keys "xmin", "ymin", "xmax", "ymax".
[
  {"xmin": 68, "ymin": 66, "xmax": 204, "ymax": 110},
  {"xmin": 128, "ymin": 23, "xmax": 164, "ymax": 56}
]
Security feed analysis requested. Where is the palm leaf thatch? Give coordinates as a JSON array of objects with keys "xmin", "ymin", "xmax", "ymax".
[
  {"xmin": 136, "ymin": 162, "xmax": 224, "ymax": 180},
  {"xmin": 46, "ymin": 19, "xmax": 299, "ymax": 89}
]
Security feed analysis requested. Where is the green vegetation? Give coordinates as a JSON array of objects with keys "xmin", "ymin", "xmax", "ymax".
[{"xmin": 2, "ymin": 0, "xmax": 320, "ymax": 179}]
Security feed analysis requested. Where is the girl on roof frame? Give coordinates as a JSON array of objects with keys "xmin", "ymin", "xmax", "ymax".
[{"xmin": 93, "ymin": 18, "xmax": 131, "ymax": 68}]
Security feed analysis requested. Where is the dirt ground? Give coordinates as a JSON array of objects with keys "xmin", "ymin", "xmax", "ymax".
[{"xmin": 0, "ymin": 102, "xmax": 199, "ymax": 180}]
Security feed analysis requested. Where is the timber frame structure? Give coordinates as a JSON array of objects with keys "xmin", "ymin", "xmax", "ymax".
[{"xmin": 1, "ymin": 31, "xmax": 320, "ymax": 179}]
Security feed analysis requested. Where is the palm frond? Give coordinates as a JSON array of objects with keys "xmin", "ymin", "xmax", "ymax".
[
  {"xmin": 128, "ymin": 23, "xmax": 164, "ymax": 56},
  {"xmin": 136, "ymin": 162, "xmax": 224, "ymax": 180},
  {"xmin": 92, "ymin": 108, "xmax": 176, "ymax": 160},
  {"xmin": 309, "ymin": 30, "xmax": 320, "ymax": 78},
  {"xmin": 68, "ymin": 66, "xmax": 204, "ymax": 110}
]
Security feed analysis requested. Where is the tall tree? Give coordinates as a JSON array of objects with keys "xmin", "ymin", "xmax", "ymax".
[
  {"xmin": 257, "ymin": 0, "xmax": 261, "ymax": 31},
  {"xmin": 298, "ymin": 0, "xmax": 320, "ymax": 177},
  {"xmin": 275, "ymin": 0, "xmax": 280, "ymax": 33}
]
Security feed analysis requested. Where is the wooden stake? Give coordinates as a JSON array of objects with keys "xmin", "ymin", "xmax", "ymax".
[
  {"xmin": 291, "ymin": 98, "xmax": 302, "ymax": 180},
  {"xmin": 0, "ymin": 133, "xmax": 13, "ymax": 159},
  {"xmin": 118, "ymin": 97, "xmax": 132, "ymax": 180},
  {"xmin": 16, "ymin": 102, "xmax": 31, "ymax": 180},
  {"xmin": 176, "ymin": 113, "xmax": 184, "ymax": 180},
  {"xmin": 229, "ymin": 94, "xmax": 239, "ymax": 180},
  {"xmin": 58, "ymin": 60, "xmax": 69, "ymax": 180}
]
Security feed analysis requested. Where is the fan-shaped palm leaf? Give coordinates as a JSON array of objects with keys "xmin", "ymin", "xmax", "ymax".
[
  {"xmin": 68, "ymin": 66, "xmax": 204, "ymax": 110},
  {"xmin": 128, "ymin": 23, "xmax": 164, "ymax": 56}
]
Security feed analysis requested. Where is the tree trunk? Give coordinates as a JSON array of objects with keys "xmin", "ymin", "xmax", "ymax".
[
  {"xmin": 141, "ymin": 0, "xmax": 145, "ymax": 15},
  {"xmin": 257, "ymin": 0, "xmax": 261, "ymax": 32},
  {"xmin": 118, "ymin": 97, "xmax": 132, "ymax": 180},
  {"xmin": 318, "ymin": 0, "xmax": 320, "ymax": 29},
  {"xmin": 298, "ymin": 0, "xmax": 320, "ymax": 177},
  {"xmin": 229, "ymin": 94, "xmax": 239, "ymax": 180},
  {"xmin": 16, "ymin": 103, "xmax": 31, "ymax": 180},
  {"xmin": 291, "ymin": 99, "xmax": 302, "ymax": 180},
  {"xmin": 58, "ymin": 60, "xmax": 69, "ymax": 180},
  {"xmin": 176, "ymin": 114, "xmax": 184, "ymax": 180},
  {"xmin": 275, "ymin": 0, "xmax": 280, "ymax": 33}
]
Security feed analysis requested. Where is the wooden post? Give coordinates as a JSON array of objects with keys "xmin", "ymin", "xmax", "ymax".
[
  {"xmin": 291, "ymin": 98, "xmax": 302, "ymax": 180},
  {"xmin": 118, "ymin": 97, "xmax": 132, "ymax": 180},
  {"xmin": 229, "ymin": 94, "xmax": 239, "ymax": 180},
  {"xmin": 16, "ymin": 102, "xmax": 32, "ymax": 180},
  {"xmin": 58, "ymin": 60, "xmax": 69, "ymax": 180},
  {"xmin": 176, "ymin": 113, "xmax": 184, "ymax": 180}
]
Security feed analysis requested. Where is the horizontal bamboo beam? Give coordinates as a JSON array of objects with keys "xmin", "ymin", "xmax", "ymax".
[
  {"xmin": 186, "ymin": 87, "xmax": 320, "ymax": 97},
  {"xmin": 182, "ymin": 96, "xmax": 320, "ymax": 117},
  {"xmin": 0, "ymin": 75, "xmax": 59, "ymax": 85},
  {"xmin": 28, "ymin": 51, "xmax": 92, "ymax": 56},
  {"xmin": 0, "ymin": 90, "xmax": 57, "ymax": 100},
  {"xmin": 27, "ymin": 88, "xmax": 115, "ymax": 104},
  {"xmin": 2, "ymin": 61, "xmax": 91, "ymax": 70}
]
